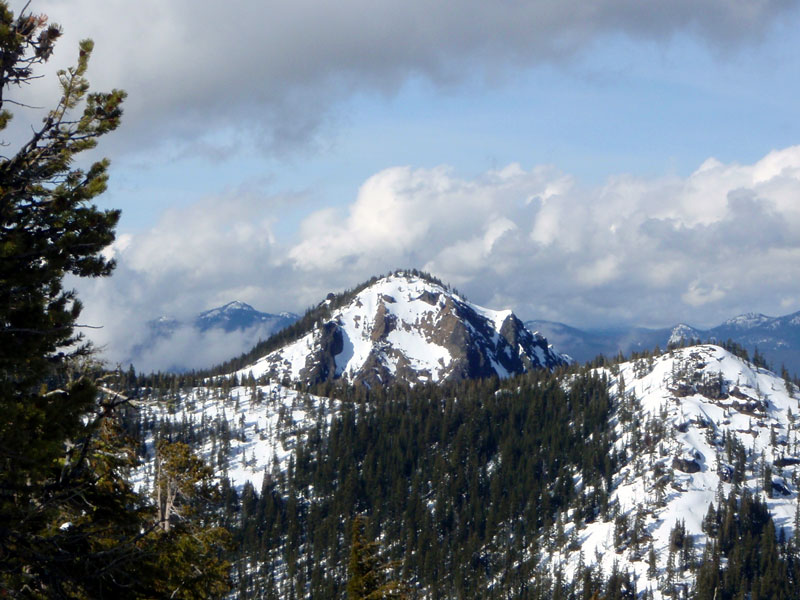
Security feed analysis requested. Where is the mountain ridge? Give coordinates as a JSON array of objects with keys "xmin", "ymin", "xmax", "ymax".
[
  {"xmin": 527, "ymin": 309, "xmax": 800, "ymax": 374},
  {"xmin": 548, "ymin": 343, "xmax": 800, "ymax": 595},
  {"xmin": 193, "ymin": 300, "xmax": 297, "ymax": 333},
  {"xmin": 128, "ymin": 342, "xmax": 800, "ymax": 598},
  {"xmin": 232, "ymin": 271, "xmax": 568, "ymax": 386}
]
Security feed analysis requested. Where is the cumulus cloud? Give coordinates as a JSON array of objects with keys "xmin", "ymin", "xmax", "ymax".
[
  {"xmin": 287, "ymin": 145, "xmax": 800, "ymax": 329},
  {"xmin": 290, "ymin": 164, "xmax": 563, "ymax": 270},
  {"xmin": 72, "ymin": 190, "xmax": 299, "ymax": 368},
  {"xmin": 11, "ymin": 0, "xmax": 797, "ymax": 156},
  {"xmin": 75, "ymin": 145, "xmax": 800, "ymax": 371}
]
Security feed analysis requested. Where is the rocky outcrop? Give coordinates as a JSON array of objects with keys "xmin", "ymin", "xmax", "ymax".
[
  {"xmin": 298, "ymin": 322, "xmax": 343, "ymax": 383},
  {"xmin": 237, "ymin": 272, "xmax": 568, "ymax": 386},
  {"xmin": 370, "ymin": 302, "xmax": 397, "ymax": 342},
  {"xmin": 672, "ymin": 457, "xmax": 701, "ymax": 474}
]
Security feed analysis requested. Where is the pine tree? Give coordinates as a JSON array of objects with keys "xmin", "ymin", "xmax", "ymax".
[
  {"xmin": 0, "ymin": 0, "xmax": 120, "ymax": 466},
  {"xmin": 147, "ymin": 441, "xmax": 232, "ymax": 600},
  {"xmin": 154, "ymin": 439, "xmax": 215, "ymax": 532},
  {"xmin": 647, "ymin": 544, "xmax": 657, "ymax": 579},
  {"xmin": 0, "ymin": 4, "xmax": 127, "ymax": 594},
  {"xmin": 0, "ymin": 4, "xmax": 232, "ymax": 597},
  {"xmin": 347, "ymin": 515, "xmax": 409, "ymax": 600}
]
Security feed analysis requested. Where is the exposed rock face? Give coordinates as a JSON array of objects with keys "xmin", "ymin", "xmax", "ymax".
[
  {"xmin": 672, "ymin": 456, "xmax": 701, "ymax": 474},
  {"xmin": 298, "ymin": 322, "xmax": 343, "ymax": 383},
  {"xmin": 235, "ymin": 272, "xmax": 568, "ymax": 386},
  {"xmin": 370, "ymin": 301, "xmax": 397, "ymax": 342}
]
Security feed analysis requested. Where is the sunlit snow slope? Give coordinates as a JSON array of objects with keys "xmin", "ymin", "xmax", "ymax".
[
  {"xmin": 548, "ymin": 345, "xmax": 800, "ymax": 598},
  {"xmin": 132, "ymin": 382, "xmax": 332, "ymax": 496},
  {"xmin": 235, "ymin": 272, "xmax": 567, "ymax": 386}
]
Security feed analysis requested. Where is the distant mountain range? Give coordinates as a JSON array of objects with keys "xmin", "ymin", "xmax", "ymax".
[
  {"xmin": 126, "ymin": 302, "xmax": 299, "ymax": 372},
  {"xmin": 133, "ymin": 278, "xmax": 800, "ymax": 379},
  {"xmin": 526, "ymin": 310, "xmax": 800, "ymax": 374},
  {"xmin": 192, "ymin": 301, "xmax": 298, "ymax": 334},
  {"xmin": 146, "ymin": 301, "xmax": 298, "ymax": 339}
]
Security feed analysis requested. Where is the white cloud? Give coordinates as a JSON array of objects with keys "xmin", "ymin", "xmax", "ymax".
[
  {"xmin": 73, "ymin": 190, "xmax": 296, "ymax": 366},
  {"xmin": 682, "ymin": 281, "xmax": 728, "ymax": 307},
  {"xmin": 290, "ymin": 164, "xmax": 563, "ymax": 271},
  {"xmin": 575, "ymin": 255, "xmax": 621, "ymax": 287},
  {"xmin": 75, "ymin": 145, "xmax": 800, "ymax": 370},
  {"xmin": 287, "ymin": 145, "xmax": 800, "ymax": 329},
  {"xmin": 123, "ymin": 326, "xmax": 273, "ymax": 374}
]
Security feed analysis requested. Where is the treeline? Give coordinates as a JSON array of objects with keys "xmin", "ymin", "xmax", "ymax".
[
  {"xmin": 695, "ymin": 489, "xmax": 800, "ymax": 600},
  {"xmin": 119, "ymin": 340, "xmax": 800, "ymax": 598}
]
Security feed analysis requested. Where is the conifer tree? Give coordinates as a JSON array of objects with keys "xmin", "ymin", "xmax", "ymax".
[
  {"xmin": 347, "ymin": 515, "xmax": 408, "ymax": 600},
  {"xmin": 0, "ymin": 3, "xmax": 231, "ymax": 597},
  {"xmin": 0, "ymin": 3, "xmax": 127, "ymax": 594},
  {"xmin": 0, "ymin": 2, "xmax": 121, "ymax": 484}
]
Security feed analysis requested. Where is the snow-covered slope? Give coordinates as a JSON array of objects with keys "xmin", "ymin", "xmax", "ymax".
[
  {"xmin": 131, "ymin": 382, "xmax": 331, "ymax": 496},
  {"xmin": 130, "ymin": 343, "xmax": 799, "ymax": 597},
  {"xmin": 666, "ymin": 323, "xmax": 703, "ymax": 346},
  {"xmin": 234, "ymin": 272, "xmax": 568, "ymax": 386},
  {"xmin": 549, "ymin": 345, "xmax": 800, "ymax": 598}
]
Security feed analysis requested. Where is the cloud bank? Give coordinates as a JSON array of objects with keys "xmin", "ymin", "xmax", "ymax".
[
  {"xmin": 19, "ymin": 0, "xmax": 799, "ymax": 156},
  {"xmin": 77, "ymin": 146, "xmax": 800, "ymax": 371}
]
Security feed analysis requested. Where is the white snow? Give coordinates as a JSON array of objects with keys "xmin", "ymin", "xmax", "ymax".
[
  {"xmin": 549, "ymin": 345, "xmax": 800, "ymax": 598},
  {"xmin": 233, "ymin": 272, "xmax": 563, "ymax": 384},
  {"xmin": 133, "ymin": 340, "xmax": 799, "ymax": 598},
  {"xmin": 131, "ymin": 382, "xmax": 334, "ymax": 495},
  {"xmin": 724, "ymin": 312, "xmax": 771, "ymax": 329}
]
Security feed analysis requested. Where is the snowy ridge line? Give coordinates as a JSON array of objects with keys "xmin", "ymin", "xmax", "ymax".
[
  {"xmin": 546, "ymin": 344, "xmax": 800, "ymax": 599},
  {"xmin": 232, "ymin": 271, "xmax": 567, "ymax": 386}
]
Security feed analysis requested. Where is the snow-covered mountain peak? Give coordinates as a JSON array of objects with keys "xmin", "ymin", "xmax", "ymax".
[
  {"xmin": 723, "ymin": 312, "xmax": 771, "ymax": 329},
  {"xmin": 551, "ymin": 344, "xmax": 800, "ymax": 596},
  {"xmin": 222, "ymin": 300, "xmax": 254, "ymax": 312},
  {"xmin": 235, "ymin": 272, "xmax": 567, "ymax": 386},
  {"xmin": 191, "ymin": 301, "xmax": 298, "ymax": 335},
  {"xmin": 667, "ymin": 323, "xmax": 702, "ymax": 346},
  {"xmin": 197, "ymin": 300, "xmax": 256, "ymax": 320}
]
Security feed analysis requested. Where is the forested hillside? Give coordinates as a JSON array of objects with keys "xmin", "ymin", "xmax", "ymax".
[
  {"xmin": 124, "ymin": 366, "xmax": 615, "ymax": 598},
  {"xmin": 124, "ymin": 343, "xmax": 800, "ymax": 599}
]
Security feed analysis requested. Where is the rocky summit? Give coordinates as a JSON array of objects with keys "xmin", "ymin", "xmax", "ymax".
[{"xmin": 233, "ymin": 271, "xmax": 567, "ymax": 386}]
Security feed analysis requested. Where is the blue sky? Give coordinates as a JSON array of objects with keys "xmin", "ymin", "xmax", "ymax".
[
  {"xmin": 12, "ymin": 0, "xmax": 800, "ymax": 369},
  {"xmin": 103, "ymin": 21, "xmax": 800, "ymax": 231}
]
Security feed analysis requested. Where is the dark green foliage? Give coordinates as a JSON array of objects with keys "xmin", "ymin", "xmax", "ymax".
[
  {"xmin": 0, "ymin": 4, "xmax": 128, "ymax": 594},
  {"xmin": 752, "ymin": 346, "xmax": 770, "ymax": 370},
  {"xmin": 0, "ymin": 14, "xmax": 122, "ymax": 492},
  {"xmin": 134, "ymin": 368, "xmax": 615, "ymax": 598},
  {"xmin": 695, "ymin": 490, "xmax": 798, "ymax": 600},
  {"xmin": 718, "ymin": 339, "xmax": 751, "ymax": 363},
  {"xmin": 0, "ymin": 5, "xmax": 231, "ymax": 596},
  {"xmin": 347, "ymin": 515, "xmax": 408, "ymax": 599}
]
